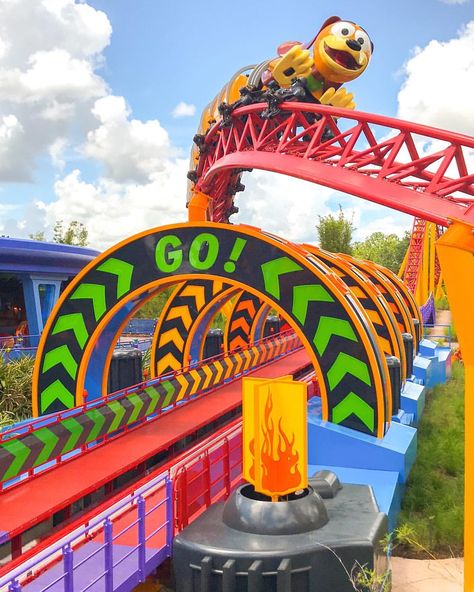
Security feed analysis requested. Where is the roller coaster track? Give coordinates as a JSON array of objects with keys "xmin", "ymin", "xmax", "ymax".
[{"xmin": 193, "ymin": 103, "xmax": 474, "ymax": 226}]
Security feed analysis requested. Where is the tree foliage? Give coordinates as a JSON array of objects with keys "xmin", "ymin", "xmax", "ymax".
[
  {"xmin": 353, "ymin": 231, "xmax": 410, "ymax": 273},
  {"xmin": 53, "ymin": 220, "xmax": 89, "ymax": 246},
  {"xmin": 29, "ymin": 220, "xmax": 89, "ymax": 246},
  {"xmin": 133, "ymin": 287, "xmax": 175, "ymax": 319},
  {"xmin": 316, "ymin": 207, "xmax": 355, "ymax": 254}
]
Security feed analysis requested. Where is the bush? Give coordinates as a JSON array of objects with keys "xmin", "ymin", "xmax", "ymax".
[{"xmin": 0, "ymin": 355, "xmax": 34, "ymax": 424}]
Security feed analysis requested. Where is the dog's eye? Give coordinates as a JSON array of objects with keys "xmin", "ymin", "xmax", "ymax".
[
  {"xmin": 330, "ymin": 22, "xmax": 355, "ymax": 38},
  {"xmin": 355, "ymin": 30, "xmax": 371, "ymax": 53}
]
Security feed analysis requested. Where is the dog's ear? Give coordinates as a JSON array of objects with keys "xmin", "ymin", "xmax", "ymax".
[
  {"xmin": 277, "ymin": 41, "xmax": 303, "ymax": 56},
  {"xmin": 303, "ymin": 15, "xmax": 341, "ymax": 49}
]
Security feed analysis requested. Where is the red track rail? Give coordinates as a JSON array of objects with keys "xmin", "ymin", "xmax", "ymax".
[
  {"xmin": 194, "ymin": 103, "xmax": 474, "ymax": 226},
  {"xmin": 404, "ymin": 217, "xmax": 426, "ymax": 294}
]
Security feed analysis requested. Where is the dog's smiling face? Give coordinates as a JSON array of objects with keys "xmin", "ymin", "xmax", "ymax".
[{"xmin": 313, "ymin": 19, "xmax": 373, "ymax": 84}]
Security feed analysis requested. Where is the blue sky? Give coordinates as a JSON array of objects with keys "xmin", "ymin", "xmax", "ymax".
[{"xmin": 0, "ymin": 0, "xmax": 472, "ymax": 248}]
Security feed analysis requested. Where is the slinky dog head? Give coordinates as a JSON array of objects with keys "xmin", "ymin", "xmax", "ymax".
[{"xmin": 306, "ymin": 16, "xmax": 374, "ymax": 84}]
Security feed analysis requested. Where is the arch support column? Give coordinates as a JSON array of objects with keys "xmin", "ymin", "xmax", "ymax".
[{"xmin": 436, "ymin": 220, "xmax": 474, "ymax": 592}]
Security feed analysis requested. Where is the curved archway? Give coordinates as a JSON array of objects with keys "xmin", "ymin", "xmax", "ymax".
[
  {"xmin": 150, "ymin": 279, "xmax": 232, "ymax": 376},
  {"xmin": 224, "ymin": 291, "xmax": 265, "ymax": 352},
  {"xmin": 341, "ymin": 254, "xmax": 416, "ymax": 341},
  {"xmin": 302, "ymin": 244, "xmax": 406, "ymax": 382},
  {"xmin": 33, "ymin": 222, "xmax": 390, "ymax": 437}
]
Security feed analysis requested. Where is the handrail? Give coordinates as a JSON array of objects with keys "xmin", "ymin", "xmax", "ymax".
[{"xmin": 0, "ymin": 329, "xmax": 298, "ymax": 442}]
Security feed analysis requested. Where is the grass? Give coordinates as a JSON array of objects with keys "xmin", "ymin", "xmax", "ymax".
[
  {"xmin": 396, "ymin": 362, "xmax": 464, "ymax": 557},
  {"xmin": 435, "ymin": 295, "xmax": 450, "ymax": 310}
]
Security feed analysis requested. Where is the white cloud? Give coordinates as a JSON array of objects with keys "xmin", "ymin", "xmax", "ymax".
[
  {"xmin": 49, "ymin": 137, "xmax": 68, "ymax": 170},
  {"xmin": 172, "ymin": 101, "xmax": 196, "ymax": 118},
  {"xmin": 84, "ymin": 95, "xmax": 176, "ymax": 183},
  {"xmin": 37, "ymin": 163, "xmax": 188, "ymax": 250},
  {"xmin": 398, "ymin": 21, "xmax": 474, "ymax": 135},
  {"xmin": 0, "ymin": 0, "xmax": 111, "ymax": 181},
  {"xmin": 439, "ymin": 0, "xmax": 470, "ymax": 4}
]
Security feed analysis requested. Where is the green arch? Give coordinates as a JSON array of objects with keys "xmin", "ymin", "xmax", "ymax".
[{"xmin": 33, "ymin": 222, "xmax": 389, "ymax": 437}]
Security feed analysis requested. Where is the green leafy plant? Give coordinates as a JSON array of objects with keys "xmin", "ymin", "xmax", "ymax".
[{"xmin": 0, "ymin": 354, "xmax": 34, "ymax": 424}]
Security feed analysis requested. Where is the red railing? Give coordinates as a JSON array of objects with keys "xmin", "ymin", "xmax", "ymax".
[{"xmin": 172, "ymin": 422, "xmax": 243, "ymax": 532}]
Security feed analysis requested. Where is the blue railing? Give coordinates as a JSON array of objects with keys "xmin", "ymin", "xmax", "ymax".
[
  {"xmin": 422, "ymin": 323, "xmax": 453, "ymax": 348},
  {"xmin": 122, "ymin": 319, "xmax": 156, "ymax": 336},
  {"xmin": 1, "ymin": 473, "xmax": 172, "ymax": 592}
]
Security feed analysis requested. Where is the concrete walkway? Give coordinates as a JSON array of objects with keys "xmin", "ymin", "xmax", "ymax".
[{"xmin": 392, "ymin": 557, "xmax": 463, "ymax": 591}]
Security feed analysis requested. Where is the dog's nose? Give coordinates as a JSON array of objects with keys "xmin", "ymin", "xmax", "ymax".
[{"xmin": 346, "ymin": 39, "xmax": 361, "ymax": 51}]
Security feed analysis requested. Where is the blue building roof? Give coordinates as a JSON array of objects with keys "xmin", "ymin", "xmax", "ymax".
[{"xmin": 0, "ymin": 237, "xmax": 99, "ymax": 275}]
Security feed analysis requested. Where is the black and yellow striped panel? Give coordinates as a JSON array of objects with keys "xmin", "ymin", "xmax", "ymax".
[
  {"xmin": 151, "ymin": 279, "xmax": 230, "ymax": 376},
  {"xmin": 224, "ymin": 291, "xmax": 264, "ymax": 352}
]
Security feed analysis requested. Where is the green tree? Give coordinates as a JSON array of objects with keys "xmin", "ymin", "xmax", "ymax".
[
  {"xmin": 316, "ymin": 207, "xmax": 355, "ymax": 254},
  {"xmin": 134, "ymin": 287, "xmax": 175, "ymax": 319},
  {"xmin": 353, "ymin": 231, "xmax": 410, "ymax": 273},
  {"xmin": 53, "ymin": 220, "xmax": 88, "ymax": 246},
  {"xmin": 28, "ymin": 231, "xmax": 46, "ymax": 241}
]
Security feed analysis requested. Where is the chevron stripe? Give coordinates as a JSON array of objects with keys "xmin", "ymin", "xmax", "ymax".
[
  {"xmin": 42, "ymin": 345, "xmax": 78, "ymax": 380},
  {"xmin": 327, "ymin": 352, "xmax": 371, "ymax": 390},
  {"xmin": 34, "ymin": 429, "xmax": 59, "ymax": 467},
  {"xmin": 70, "ymin": 283, "xmax": 107, "ymax": 321},
  {"xmin": 61, "ymin": 417, "xmax": 84, "ymax": 454},
  {"xmin": 159, "ymin": 328, "xmax": 185, "ymax": 351},
  {"xmin": 176, "ymin": 373, "xmax": 190, "ymax": 400},
  {"xmin": 40, "ymin": 380, "xmax": 75, "ymax": 414},
  {"xmin": 97, "ymin": 258, "xmax": 134, "ymax": 298},
  {"xmin": 261, "ymin": 257, "xmax": 303, "ymax": 300},
  {"xmin": 180, "ymin": 284, "xmax": 206, "ymax": 309},
  {"xmin": 52, "ymin": 313, "xmax": 88, "ymax": 348},
  {"xmin": 313, "ymin": 317, "xmax": 357, "ymax": 356},
  {"xmin": 0, "ymin": 439, "xmax": 31, "ymax": 481},
  {"xmin": 332, "ymin": 392, "xmax": 375, "ymax": 432}
]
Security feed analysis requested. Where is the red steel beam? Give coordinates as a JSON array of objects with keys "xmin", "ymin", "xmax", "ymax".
[{"xmin": 194, "ymin": 103, "xmax": 474, "ymax": 227}]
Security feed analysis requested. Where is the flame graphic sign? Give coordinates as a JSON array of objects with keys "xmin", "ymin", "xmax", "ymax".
[{"xmin": 243, "ymin": 377, "xmax": 307, "ymax": 498}]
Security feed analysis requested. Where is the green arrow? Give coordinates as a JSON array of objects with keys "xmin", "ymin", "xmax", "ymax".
[
  {"xmin": 127, "ymin": 393, "xmax": 145, "ymax": 424},
  {"xmin": 34, "ymin": 428, "xmax": 60, "ymax": 467},
  {"xmin": 97, "ymin": 258, "xmax": 134, "ymax": 298},
  {"xmin": 1, "ymin": 439, "xmax": 31, "ymax": 481},
  {"xmin": 327, "ymin": 352, "xmax": 371, "ymax": 390},
  {"xmin": 61, "ymin": 416, "xmax": 84, "ymax": 454},
  {"xmin": 332, "ymin": 392, "xmax": 375, "ymax": 432},
  {"xmin": 42, "ymin": 345, "xmax": 78, "ymax": 379},
  {"xmin": 292, "ymin": 285, "xmax": 334, "ymax": 324},
  {"xmin": 86, "ymin": 408, "xmax": 106, "ymax": 442},
  {"xmin": 145, "ymin": 386, "xmax": 161, "ymax": 415},
  {"xmin": 71, "ymin": 283, "xmax": 107, "ymax": 321},
  {"xmin": 261, "ymin": 257, "xmax": 302, "ymax": 300},
  {"xmin": 52, "ymin": 313, "xmax": 88, "ymax": 349},
  {"xmin": 40, "ymin": 380, "xmax": 75, "ymax": 413},
  {"xmin": 160, "ymin": 380, "xmax": 176, "ymax": 407},
  {"xmin": 313, "ymin": 317, "xmax": 357, "ymax": 356},
  {"xmin": 108, "ymin": 400, "xmax": 126, "ymax": 433}
]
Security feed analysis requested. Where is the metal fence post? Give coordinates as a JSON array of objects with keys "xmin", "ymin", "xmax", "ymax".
[
  {"xmin": 223, "ymin": 438, "xmax": 231, "ymax": 497},
  {"xmin": 8, "ymin": 579, "xmax": 21, "ymax": 592},
  {"xmin": 204, "ymin": 452, "xmax": 211, "ymax": 507},
  {"xmin": 137, "ymin": 496, "xmax": 146, "ymax": 580},
  {"xmin": 63, "ymin": 544, "xmax": 74, "ymax": 592},
  {"xmin": 104, "ymin": 518, "xmax": 114, "ymax": 592},
  {"xmin": 165, "ymin": 478, "xmax": 173, "ymax": 555}
]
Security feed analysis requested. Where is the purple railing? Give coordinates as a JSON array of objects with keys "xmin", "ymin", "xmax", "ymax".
[
  {"xmin": 1, "ymin": 474, "xmax": 172, "ymax": 592},
  {"xmin": 420, "ymin": 293, "xmax": 436, "ymax": 325}
]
